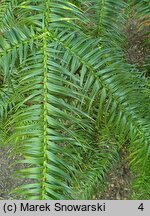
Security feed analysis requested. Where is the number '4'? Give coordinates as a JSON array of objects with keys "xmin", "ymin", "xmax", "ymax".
[{"xmin": 138, "ymin": 203, "xmax": 144, "ymax": 211}]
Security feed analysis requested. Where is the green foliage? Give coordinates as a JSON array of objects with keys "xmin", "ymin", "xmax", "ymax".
[{"xmin": 0, "ymin": 0, "xmax": 149, "ymax": 199}]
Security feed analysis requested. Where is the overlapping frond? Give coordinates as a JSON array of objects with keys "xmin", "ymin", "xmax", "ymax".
[
  {"xmin": 54, "ymin": 30, "xmax": 150, "ymax": 198},
  {"xmin": 72, "ymin": 132, "xmax": 119, "ymax": 199},
  {"xmin": 0, "ymin": 0, "xmax": 96, "ymax": 199},
  {"xmin": 0, "ymin": 0, "xmax": 17, "ymax": 31}
]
